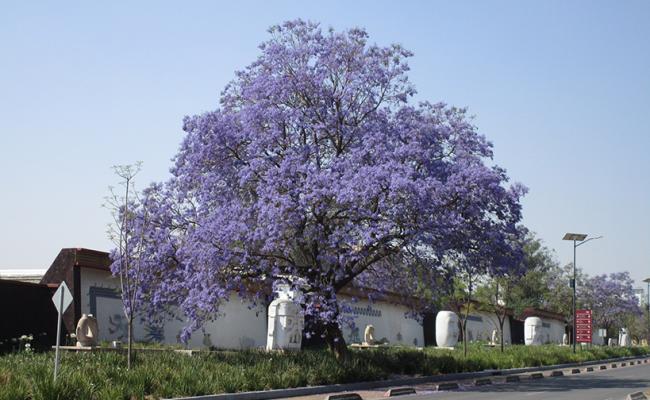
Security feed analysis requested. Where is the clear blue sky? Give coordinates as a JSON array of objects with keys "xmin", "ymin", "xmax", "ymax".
[{"xmin": 1, "ymin": 1, "xmax": 649, "ymax": 289}]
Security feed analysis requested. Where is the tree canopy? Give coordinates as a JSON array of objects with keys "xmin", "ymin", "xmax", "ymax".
[
  {"xmin": 118, "ymin": 20, "xmax": 525, "ymax": 356},
  {"xmin": 580, "ymin": 271, "xmax": 643, "ymax": 338}
]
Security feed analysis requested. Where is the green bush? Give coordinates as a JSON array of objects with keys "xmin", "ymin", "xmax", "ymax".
[{"xmin": 0, "ymin": 344, "xmax": 647, "ymax": 400}]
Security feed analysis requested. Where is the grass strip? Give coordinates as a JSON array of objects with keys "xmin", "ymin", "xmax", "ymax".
[{"xmin": 0, "ymin": 344, "xmax": 647, "ymax": 400}]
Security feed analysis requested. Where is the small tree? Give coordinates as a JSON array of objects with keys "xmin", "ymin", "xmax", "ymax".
[
  {"xmin": 542, "ymin": 262, "xmax": 582, "ymax": 335},
  {"xmin": 580, "ymin": 271, "xmax": 643, "ymax": 344},
  {"xmin": 454, "ymin": 253, "xmax": 522, "ymax": 355},
  {"xmin": 476, "ymin": 273, "xmax": 516, "ymax": 352},
  {"xmin": 445, "ymin": 202, "xmax": 525, "ymax": 356},
  {"xmin": 105, "ymin": 162, "xmax": 149, "ymax": 369},
  {"xmin": 448, "ymin": 266, "xmax": 479, "ymax": 357},
  {"xmin": 476, "ymin": 230, "xmax": 547, "ymax": 351},
  {"xmin": 508, "ymin": 234, "xmax": 560, "ymax": 311}
]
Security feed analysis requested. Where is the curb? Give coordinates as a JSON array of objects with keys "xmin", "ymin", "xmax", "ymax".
[
  {"xmin": 163, "ymin": 355, "xmax": 650, "ymax": 400},
  {"xmin": 436, "ymin": 382, "xmax": 459, "ymax": 391},
  {"xmin": 325, "ymin": 394, "xmax": 363, "ymax": 400},
  {"xmin": 474, "ymin": 378, "xmax": 492, "ymax": 386},
  {"xmin": 384, "ymin": 387, "xmax": 416, "ymax": 397}
]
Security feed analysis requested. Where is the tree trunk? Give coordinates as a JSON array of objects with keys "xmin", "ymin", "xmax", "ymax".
[
  {"xmin": 495, "ymin": 283, "xmax": 505, "ymax": 352},
  {"xmin": 462, "ymin": 278, "xmax": 473, "ymax": 357},
  {"xmin": 499, "ymin": 318, "xmax": 505, "ymax": 352},
  {"xmin": 127, "ymin": 315, "xmax": 133, "ymax": 370},
  {"xmin": 325, "ymin": 322, "xmax": 349, "ymax": 362},
  {"xmin": 462, "ymin": 318, "xmax": 468, "ymax": 357}
]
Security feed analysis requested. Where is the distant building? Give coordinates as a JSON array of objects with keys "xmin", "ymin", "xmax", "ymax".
[{"xmin": 0, "ymin": 268, "xmax": 47, "ymax": 284}]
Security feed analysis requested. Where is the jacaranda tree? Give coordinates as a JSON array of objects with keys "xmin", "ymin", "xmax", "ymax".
[
  {"xmin": 124, "ymin": 20, "xmax": 526, "ymax": 359},
  {"xmin": 580, "ymin": 271, "xmax": 643, "ymax": 342}
]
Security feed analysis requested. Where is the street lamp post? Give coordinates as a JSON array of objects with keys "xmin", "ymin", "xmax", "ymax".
[
  {"xmin": 643, "ymin": 278, "xmax": 650, "ymax": 346},
  {"xmin": 562, "ymin": 233, "xmax": 603, "ymax": 353}
]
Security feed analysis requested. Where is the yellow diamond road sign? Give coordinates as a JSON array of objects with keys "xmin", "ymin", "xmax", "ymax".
[{"xmin": 52, "ymin": 281, "xmax": 73, "ymax": 314}]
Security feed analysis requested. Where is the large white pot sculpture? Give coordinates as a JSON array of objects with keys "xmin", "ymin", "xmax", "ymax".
[
  {"xmin": 524, "ymin": 317, "xmax": 543, "ymax": 345},
  {"xmin": 76, "ymin": 313, "xmax": 98, "ymax": 347},
  {"xmin": 435, "ymin": 311, "xmax": 459, "ymax": 348}
]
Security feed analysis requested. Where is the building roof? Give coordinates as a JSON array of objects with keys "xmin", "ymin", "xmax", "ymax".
[
  {"xmin": 519, "ymin": 307, "xmax": 567, "ymax": 323},
  {"xmin": 0, "ymin": 268, "xmax": 47, "ymax": 275},
  {"xmin": 0, "ymin": 269, "xmax": 47, "ymax": 283},
  {"xmin": 39, "ymin": 248, "xmax": 111, "ymax": 333}
]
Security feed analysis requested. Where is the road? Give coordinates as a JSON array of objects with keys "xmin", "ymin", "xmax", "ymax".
[
  {"xmin": 408, "ymin": 362, "xmax": 650, "ymax": 400},
  {"xmin": 290, "ymin": 360, "xmax": 650, "ymax": 400}
]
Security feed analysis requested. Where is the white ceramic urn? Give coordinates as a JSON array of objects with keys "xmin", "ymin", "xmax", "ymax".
[
  {"xmin": 76, "ymin": 313, "xmax": 99, "ymax": 347},
  {"xmin": 524, "ymin": 317, "xmax": 543, "ymax": 346},
  {"xmin": 435, "ymin": 311, "xmax": 459, "ymax": 348}
]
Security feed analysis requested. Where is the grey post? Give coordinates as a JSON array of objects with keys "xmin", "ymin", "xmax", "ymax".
[
  {"xmin": 644, "ymin": 278, "xmax": 650, "ymax": 345},
  {"xmin": 573, "ymin": 238, "xmax": 577, "ymax": 354},
  {"xmin": 54, "ymin": 288, "xmax": 64, "ymax": 381}
]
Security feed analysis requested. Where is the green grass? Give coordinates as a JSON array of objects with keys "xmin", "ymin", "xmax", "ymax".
[{"xmin": 0, "ymin": 344, "xmax": 648, "ymax": 400}]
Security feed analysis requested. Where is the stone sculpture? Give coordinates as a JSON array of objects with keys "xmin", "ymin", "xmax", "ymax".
[
  {"xmin": 266, "ymin": 285, "xmax": 303, "ymax": 351},
  {"xmin": 524, "ymin": 317, "xmax": 543, "ymax": 346},
  {"xmin": 435, "ymin": 311, "xmax": 459, "ymax": 348},
  {"xmin": 562, "ymin": 333, "xmax": 569, "ymax": 346},
  {"xmin": 363, "ymin": 325, "xmax": 377, "ymax": 346},
  {"xmin": 76, "ymin": 314, "xmax": 98, "ymax": 347},
  {"xmin": 363, "ymin": 324, "xmax": 376, "ymax": 345},
  {"xmin": 361, "ymin": 324, "xmax": 388, "ymax": 346},
  {"xmin": 619, "ymin": 328, "xmax": 631, "ymax": 347},
  {"xmin": 490, "ymin": 329, "xmax": 499, "ymax": 346},
  {"xmin": 202, "ymin": 332, "xmax": 213, "ymax": 349}
]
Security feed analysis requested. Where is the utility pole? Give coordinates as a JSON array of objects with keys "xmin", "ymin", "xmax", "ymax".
[
  {"xmin": 563, "ymin": 233, "xmax": 603, "ymax": 353},
  {"xmin": 644, "ymin": 278, "xmax": 650, "ymax": 345}
]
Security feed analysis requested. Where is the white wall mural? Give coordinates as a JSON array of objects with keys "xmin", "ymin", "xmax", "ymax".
[{"xmin": 340, "ymin": 296, "xmax": 424, "ymax": 347}]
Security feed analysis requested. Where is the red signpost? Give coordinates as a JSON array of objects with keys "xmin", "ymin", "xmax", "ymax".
[{"xmin": 576, "ymin": 309, "xmax": 592, "ymax": 343}]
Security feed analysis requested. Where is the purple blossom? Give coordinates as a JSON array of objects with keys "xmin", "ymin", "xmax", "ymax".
[
  {"xmin": 580, "ymin": 271, "xmax": 643, "ymax": 333},
  {"xmin": 116, "ymin": 20, "xmax": 525, "ymax": 350}
]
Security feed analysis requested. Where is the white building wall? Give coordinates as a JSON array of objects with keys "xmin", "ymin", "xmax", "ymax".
[
  {"xmin": 79, "ymin": 268, "xmax": 267, "ymax": 349},
  {"xmin": 542, "ymin": 318, "xmax": 565, "ymax": 344},
  {"xmin": 464, "ymin": 311, "xmax": 512, "ymax": 344},
  {"xmin": 339, "ymin": 296, "xmax": 424, "ymax": 347},
  {"xmin": 79, "ymin": 268, "xmax": 424, "ymax": 349},
  {"xmin": 592, "ymin": 333, "xmax": 605, "ymax": 346}
]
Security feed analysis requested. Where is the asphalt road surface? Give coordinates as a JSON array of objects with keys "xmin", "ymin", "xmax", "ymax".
[{"xmin": 410, "ymin": 362, "xmax": 650, "ymax": 400}]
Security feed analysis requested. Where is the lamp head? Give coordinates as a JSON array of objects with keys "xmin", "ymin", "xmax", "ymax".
[{"xmin": 563, "ymin": 233, "xmax": 588, "ymax": 241}]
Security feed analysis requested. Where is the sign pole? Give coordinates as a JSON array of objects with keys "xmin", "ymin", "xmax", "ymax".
[
  {"xmin": 51, "ymin": 281, "xmax": 72, "ymax": 382},
  {"xmin": 572, "ymin": 240, "xmax": 577, "ymax": 354},
  {"xmin": 54, "ymin": 289, "xmax": 63, "ymax": 381}
]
